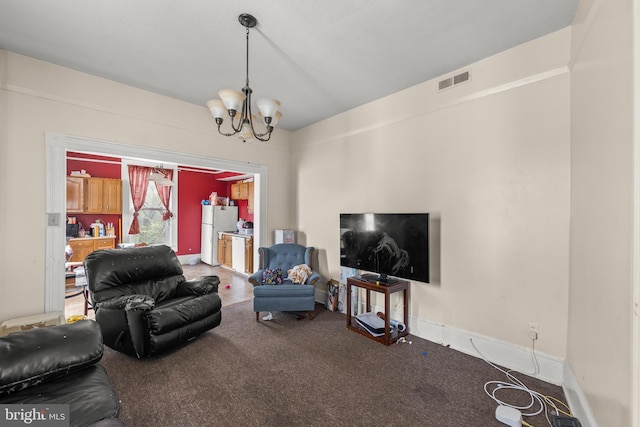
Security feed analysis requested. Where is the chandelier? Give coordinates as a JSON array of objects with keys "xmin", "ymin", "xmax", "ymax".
[
  {"xmin": 147, "ymin": 166, "xmax": 174, "ymax": 186},
  {"xmin": 207, "ymin": 13, "xmax": 282, "ymax": 142}
]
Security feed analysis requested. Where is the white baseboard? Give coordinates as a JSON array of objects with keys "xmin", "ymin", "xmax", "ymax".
[
  {"xmin": 411, "ymin": 315, "xmax": 564, "ymax": 384},
  {"xmin": 178, "ymin": 254, "xmax": 201, "ymax": 265},
  {"xmin": 562, "ymin": 364, "xmax": 599, "ymax": 427}
]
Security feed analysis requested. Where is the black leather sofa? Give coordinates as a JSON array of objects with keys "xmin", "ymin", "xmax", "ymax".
[
  {"xmin": 84, "ymin": 245, "xmax": 222, "ymax": 358},
  {"xmin": 0, "ymin": 320, "xmax": 124, "ymax": 427}
]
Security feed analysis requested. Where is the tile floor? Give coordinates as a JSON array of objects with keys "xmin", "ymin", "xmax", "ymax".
[{"xmin": 64, "ymin": 263, "xmax": 253, "ymax": 320}]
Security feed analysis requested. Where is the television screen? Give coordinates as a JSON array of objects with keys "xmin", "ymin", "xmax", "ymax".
[{"xmin": 340, "ymin": 213, "xmax": 429, "ymax": 283}]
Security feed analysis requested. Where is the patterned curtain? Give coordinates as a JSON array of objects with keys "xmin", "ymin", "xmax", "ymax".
[
  {"xmin": 128, "ymin": 165, "xmax": 152, "ymax": 234},
  {"xmin": 155, "ymin": 168, "xmax": 174, "ymax": 220}
]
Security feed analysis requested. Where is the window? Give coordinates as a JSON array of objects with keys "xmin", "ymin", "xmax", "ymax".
[
  {"xmin": 131, "ymin": 181, "xmax": 171, "ymax": 246},
  {"xmin": 121, "ymin": 160, "xmax": 178, "ymax": 249}
]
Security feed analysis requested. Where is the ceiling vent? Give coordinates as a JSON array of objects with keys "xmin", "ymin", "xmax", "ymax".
[{"xmin": 438, "ymin": 70, "xmax": 470, "ymax": 91}]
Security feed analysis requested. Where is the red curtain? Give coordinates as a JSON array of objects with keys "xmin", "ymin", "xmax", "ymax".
[
  {"xmin": 155, "ymin": 168, "xmax": 174, "ymax": 220},
  {"xmin": 128, "ymin": 165, "xmax": 152, "ymax": 234}
]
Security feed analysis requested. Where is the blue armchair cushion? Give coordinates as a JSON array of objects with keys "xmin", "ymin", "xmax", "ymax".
[{"xmin": 262, "ymin": 268, "xmax": 284, "ymax": 285}]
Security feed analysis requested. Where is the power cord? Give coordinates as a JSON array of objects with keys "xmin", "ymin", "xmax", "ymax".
[{"xmin": 470, "ymin": 338, "xmax": 569, "ymax": 427}]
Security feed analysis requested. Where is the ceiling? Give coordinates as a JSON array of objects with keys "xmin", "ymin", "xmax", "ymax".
[{"xmin": 0, "ymin": 0, "xmax": 578, "ymax": 132}]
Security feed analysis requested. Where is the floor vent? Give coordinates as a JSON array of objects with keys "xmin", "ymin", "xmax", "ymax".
[{"xmin": 438, "ymin": 70, "xmax": 470, "ymax": 91}]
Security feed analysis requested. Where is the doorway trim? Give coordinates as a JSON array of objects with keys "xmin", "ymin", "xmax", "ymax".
[{"xmin": 45, "ymin": 132, "xmax": 267, "ymax": 314}]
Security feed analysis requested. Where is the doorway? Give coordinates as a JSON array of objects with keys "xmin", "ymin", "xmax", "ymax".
[{"xmin": 45, "ymin": 132, "xmax": 267, "ymax": 315}]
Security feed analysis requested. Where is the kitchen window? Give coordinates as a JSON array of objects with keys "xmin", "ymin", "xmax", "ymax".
[{"xmin": 121, "ymin": 159, "xmax": 178, "ymax": 249}]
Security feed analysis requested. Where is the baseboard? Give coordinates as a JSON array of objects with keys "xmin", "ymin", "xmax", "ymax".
[
  {"xmin": 562, "ymin": 364, "xmax": 598, "ymax": 427},
  {"xmin": 177, "ymin": 254, "xmax": 201, "ymax": 265},
  {"xmin": 410, "ymin": 315, "xmax": 564, "ymax": 385}
]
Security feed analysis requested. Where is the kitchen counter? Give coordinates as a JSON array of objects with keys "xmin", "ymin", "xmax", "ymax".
[
  {"xmin": 69, "ymin": 235, "xmax": 116, "ymax": 240},
  {"xmin": 219, "ymin": 231, "xmax": 253, "ymax": 239}
]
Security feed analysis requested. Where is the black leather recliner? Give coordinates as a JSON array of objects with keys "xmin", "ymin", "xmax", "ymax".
[
  {"xmin": 0, "ymin": 320, "xmax": 124, "ymax": 427},
  {"xmin": 84, "ymin": 245, "xmax": 222, "ymax": 358}
]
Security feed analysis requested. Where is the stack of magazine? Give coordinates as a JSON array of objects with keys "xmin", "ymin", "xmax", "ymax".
[{"xmin": 355, "ymin": 312, "xmax": 393, "ymax": 337}]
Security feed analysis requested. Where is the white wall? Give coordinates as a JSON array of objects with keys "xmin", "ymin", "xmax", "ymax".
[
  {"xmin": 292, "ymin": 29, "xmax": 572, "ymax": 357},
  {"xmin": 0, "ymin": 50, "xmax": 294, "ymax": 320},
  {"xmin": 568, "ymin": 0, "xmax": 635, "ymax": 425}
]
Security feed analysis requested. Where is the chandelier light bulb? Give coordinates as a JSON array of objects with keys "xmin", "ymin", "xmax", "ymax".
[
  {"xmin": 206, "ymin": 99, "xmax": 226, "ymax": 119},
  {"xmin": 218, "ymin": 89, "xmax": 245, "ymax": 115},
  {"xmin": 256, "ymin": 98, "xmax": 281, "ymax": 120}
]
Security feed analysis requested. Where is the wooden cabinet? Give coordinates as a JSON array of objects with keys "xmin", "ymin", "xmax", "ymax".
[
  {"xmin": 217, "ymin": 234, "xmax": 226, "ymax": 265},
  {"xmin": 66, "ymin": 177, "xmax": 87, "ymax": 213},
  {"xmin": 247, "ymin": 182, "xmax": 254, "ymax": 214},
  {"xmin": 67, "ymin": 236, "xmax": 116, "ymax": 262},
  {"xmin": 67, "ymin": 238, "xmax": 94, "ymax": 262},
  {"xmin": 86, "ymin": 178, "xmax": 103, "ymax": 213},
  {"xmin": 231, "ymin": 181, "xmax": 253, "ymax": 202},
  {"xmin": 102, "ymin": 178, "xmax": 122, "ymax": 214},
  {"xmin": 65, "ymin": 177, "xmax": 122, "ymax": 214},
  {"xmin": 231, "ymin": 183, "xmax": 242, "ymax": 200},
  {"xmin": 218, "ymin": 234, "xmax": 233, "ymax": 268},
  {"xmin": 244, "ymin": 237, "xmax": 253, "ymax": 274}
]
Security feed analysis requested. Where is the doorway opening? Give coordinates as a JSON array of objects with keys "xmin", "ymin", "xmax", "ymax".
[{"xmin": 45, "ymin": 132, "xmax": 267, "ymax": 316}]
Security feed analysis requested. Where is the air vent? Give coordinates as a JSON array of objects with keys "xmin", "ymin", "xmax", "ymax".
[
  {"xmin": 438, "ymin": 70, "xmax": 470, "ymax": 91},
  {"xmin": 438, "ymin": 77, "xmax": 453, "ymax": 90},
  {"xmin": 453, "ymin": 71, "xmax": 469, "ymax": 85}
]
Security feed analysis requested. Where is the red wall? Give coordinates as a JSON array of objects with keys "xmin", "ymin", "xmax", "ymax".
[
  {"xmin": 176, "ymin": 169, "xmax": 231, "ymax": 255},
  {"xmin": 66, "ymin": 153, "xmax": 250, "ymax": 256},
  {"xmin": 66, "ymin": 152, "xmax": 122, "ymax": 242}
]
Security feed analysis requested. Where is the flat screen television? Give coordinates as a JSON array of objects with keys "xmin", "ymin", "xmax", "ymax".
[{"xmin": 340, "ymin": 213, "xmax": 429, "ymax": 283}]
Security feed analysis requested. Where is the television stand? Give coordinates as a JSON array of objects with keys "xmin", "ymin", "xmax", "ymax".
[{"xmin": 346, "ymin": 276, "xmax": 409, "ymax": 346}]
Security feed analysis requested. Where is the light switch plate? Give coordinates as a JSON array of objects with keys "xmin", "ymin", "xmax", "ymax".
[{"xmin": 47, "ymin": 213, "xmax": 60, "ymax": 226}]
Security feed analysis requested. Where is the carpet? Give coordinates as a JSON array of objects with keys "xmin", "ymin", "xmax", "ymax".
[{"xmin": 99, "ymin": 301, "xmax": 567, "ymax": 426}]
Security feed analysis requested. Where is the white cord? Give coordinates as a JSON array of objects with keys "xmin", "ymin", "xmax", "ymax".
[{"xmin": 470, "ymin": 338, "xmax": 558, "ymax": 427}]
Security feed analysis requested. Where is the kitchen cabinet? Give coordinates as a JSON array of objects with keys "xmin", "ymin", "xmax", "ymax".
[
  {"xmin": 66, "ymin": 177, "xmax": 87, "ymax": 213},
  {"xmin": 231, "ymin": 183, "xmax": 242, "ymax": 199},
  {"xmin": 65, "ymin": 177, "xmax": 122, "ymax": 214},
  {"xmin": 244, "ymin": 237, "xmax": 253, "ymax": 274},
  {"xmin": 101, "ymin": 178, "xmax": 122, "ymax": 214},
  {"xmin": 218, "ymin": 233, "xmax": 253, "ymax": 274},
  {"xmin": 86, "ymin": 178, "xmax": 103, "ymax": 212},
  {"xmin": 217, "ymin": 235, "xmax": 226, "ymax": 265},
  {"xmin": 231, "ymin": 181, "xmax": 253, "ymax": 201},
  {"xmin": 218, "ymin": 233, "xmax": 233, "ymax": 268},
  {"xmin": 67, "ymin": 236, "xmax": 116, "ymax": 262},
  {"xmin": 247, "ymin": 182, "xmax": 254, "ymax": 214}
]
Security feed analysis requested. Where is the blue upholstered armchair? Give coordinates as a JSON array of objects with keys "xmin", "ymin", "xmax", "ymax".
[{"xmin": 248, "ymin": 244, "xmax": 322, "ymax": 321}]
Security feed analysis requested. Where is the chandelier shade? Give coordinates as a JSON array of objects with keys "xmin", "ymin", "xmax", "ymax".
[{"xmin": 206, "ymin": 13, "xmax": 281, "ymax": 142}]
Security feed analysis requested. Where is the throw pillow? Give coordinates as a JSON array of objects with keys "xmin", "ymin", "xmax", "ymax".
[{"xmin": 262, "ymin": 268, "xmax": 283, "ymax": 285}]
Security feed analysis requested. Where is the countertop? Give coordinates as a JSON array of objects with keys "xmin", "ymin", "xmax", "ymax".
[
  {"xmin": 68, "ymin": 235, "xmax": 116, "ymax": 240},
  {"xmin": 219, "ymin": 231, "xmax": 253, "ymax": 239}
]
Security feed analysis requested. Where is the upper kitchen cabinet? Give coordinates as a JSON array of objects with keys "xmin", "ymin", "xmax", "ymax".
[
  {"xmin": 231, "ymin": 181, "xmax": 253, "ymax": 202},
  {"xmin": 66, "ymin": 177, "xmax": 122, "ymax": 214},
  {"xmin": 66, "ymin": 176, "xmax": 87, "ymax": 213},
  {"xmin": 103, "ymin": 179, "xmax": 122, "ymax": 214}
]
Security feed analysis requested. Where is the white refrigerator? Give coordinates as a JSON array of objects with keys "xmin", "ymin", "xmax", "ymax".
[{"xmin": 201, "ymin": 205, "xmax": 238, "ymax": 265}]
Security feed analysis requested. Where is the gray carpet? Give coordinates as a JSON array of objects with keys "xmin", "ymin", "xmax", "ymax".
[{"xmin": 99, "ymin": 301, "xmax": 567, "ymax": 426}]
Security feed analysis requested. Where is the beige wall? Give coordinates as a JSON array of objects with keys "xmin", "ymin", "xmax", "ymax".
[
  {"xmin": 569, "ymin": 0, "xmax": 634, "ymax": 425},
  {"xmin": 0, "ymin": 51, "xmax": 294, "ymax": 320},
  {"xmin": 292, "ymin": 29, "xmax": 572, "ymax": 356}
]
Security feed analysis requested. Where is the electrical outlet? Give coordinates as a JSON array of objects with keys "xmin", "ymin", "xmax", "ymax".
[{"xmin": 528, "ymin": 323, "xmax": 539, "ymax": 340}]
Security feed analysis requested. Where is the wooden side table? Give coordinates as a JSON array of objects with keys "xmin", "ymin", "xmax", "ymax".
[{"xmin": 346, "ymin": 276, "xmax": 409, "ymax": 345}]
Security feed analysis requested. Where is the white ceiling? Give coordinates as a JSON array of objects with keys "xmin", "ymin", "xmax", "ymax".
[{"xmin": 0, "ymin": 0, "xmax": 578, "ymax": 132}]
